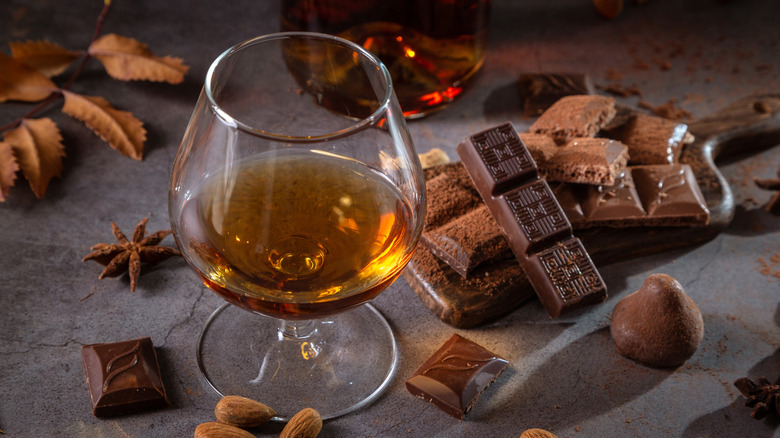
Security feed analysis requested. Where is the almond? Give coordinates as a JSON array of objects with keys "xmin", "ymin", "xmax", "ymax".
[
  {"xmin": 215, "ymin": 395, "xmax": 276, "ymax": 428},
  {"xmin": 520, "ymin": 429, "xmax": 559, "ymax": 438},
  {"xmin": 280, "ymin": 407, "xmax": 322, "ymax": 438},
  {"xmin": 194, "ymin": 421, "xmax": 255, "ymax": 438}
]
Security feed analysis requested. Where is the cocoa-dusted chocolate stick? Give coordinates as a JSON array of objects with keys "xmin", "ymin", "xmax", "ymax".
[{"xmin": 456, "ymin": 122, "xmax": 607, "ymax": 318}]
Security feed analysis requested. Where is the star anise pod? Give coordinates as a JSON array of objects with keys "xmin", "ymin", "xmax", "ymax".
[
  {"xmin": 754, "ymin": 165, "xmax": 780, "ymax": 215},
  {"xmin": 734, "ymin": 376, "xmax": 780, "ymax": 419},
  {"xmin": 82, "ymin": 217, "xmax": 181, "ymax": 292}
]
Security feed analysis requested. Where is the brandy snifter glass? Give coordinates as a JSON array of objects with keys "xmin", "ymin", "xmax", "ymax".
[{"xmin": 169, "ymin": 32, "xmax": 425, "ymax": 421}]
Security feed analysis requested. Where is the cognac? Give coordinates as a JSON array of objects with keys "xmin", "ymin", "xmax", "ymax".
[
  {"xmin": 282, "ymin": 0, "xmax": 491, "ymax": 118},
  {"xmin": 178, "ymin": 151, "xmax": 416, "ymax": 319}
]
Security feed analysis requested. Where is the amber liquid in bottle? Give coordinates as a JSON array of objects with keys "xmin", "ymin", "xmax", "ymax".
[
  {"xmin": 178, "ymin": 151, "xmax": 415, "ymax": 319},
  {"xmin": 281, "ymin": 0, "xmax": 491, "ymax": 118}
]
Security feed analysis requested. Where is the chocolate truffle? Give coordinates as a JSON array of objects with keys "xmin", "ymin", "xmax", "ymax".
[{"xmin": 610, "ymin": 274, "xmax": 704, "ymax": 368}]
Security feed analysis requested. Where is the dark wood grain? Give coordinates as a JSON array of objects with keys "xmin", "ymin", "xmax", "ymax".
[{"xmin": 403, "ymin": 95, "xmax": 780, "ymax": 328}]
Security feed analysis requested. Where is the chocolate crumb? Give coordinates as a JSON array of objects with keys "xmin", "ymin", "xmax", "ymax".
[
  {"xmin": 638, "ymin": 99, "xmax": 692, "ymax": 120},
  {"xmin": 753, "ymin": 101, "xmax": 772, "ymax": 114}
]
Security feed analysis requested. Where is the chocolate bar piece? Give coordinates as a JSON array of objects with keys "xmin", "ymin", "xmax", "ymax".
[
  {"xmin": 544, "ymin": 138, "xmax": 629, "ymax": 185},
  {"xmin": 604, "ymin": 112, "xmax": 691, "ymax": 164},
  {"xmin": 530, "ymin": 95, "xmax": 617, "ymax": 144},
  {"xmin": 557, "ymin": 164, "xmax": 710, "ymax": 228},
  {"xmin": 457, "ymin": 122, "xmax": 607, "ymax": 317},
  {"xmin": 82, "ymin": 337, "xmax": 169, "ymax": 417},
  {"xmin": 419, "ymin": 162, "xmax": 512, "ymax": 278},
  {"xmin": 518, "ymin": 73, "xmax": 594, "ymax": 117},
  {"xmin": 405, "ymin": 334, "xmax": 508, "ymax": 419}
]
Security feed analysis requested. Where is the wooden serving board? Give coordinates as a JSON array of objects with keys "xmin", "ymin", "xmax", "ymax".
[{"xmin": 403, "ymin": 94, "xmax": 780, "ymax": 328}]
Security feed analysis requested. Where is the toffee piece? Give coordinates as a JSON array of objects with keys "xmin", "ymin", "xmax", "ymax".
[
  {"xmin": 81, "ymin": 337, "xmax": 169, "ymax": 417},
  {"xmin": 457, "ymin": 122, "xmax": 607, "ymax": 318},
  {"xmin": 405, "ymin": 334, "xmax": 508, "ymax": 419},
  {"xmin": 529, "ymin": 95, "xmax": 617, "ymax": 144}
]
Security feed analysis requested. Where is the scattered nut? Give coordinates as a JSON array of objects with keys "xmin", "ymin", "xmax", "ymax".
[
  {"xmin": 593, "ymin": 0, "xmax": 624, "ymax": 19},
  {"xmin": 418, "ymin": 148, "xmax": 451, "ymax": 169},
  {"xmin": 754, "ymin": 101, "xmax": 772, "ymax": 114},
  {"xmin": 215, "ymin": 395, "xmax": 276, "ymax": 428},
  {"xmin": 280, "ymin": 407, "xmax": 323, "ymax": 438},
  {"xmin": 194, "ymin": 421, "xmax": 255, "ymax": 438},
  {"xmin": 520, "ymin": 429, "xmax": 559, "ymax": 438}
]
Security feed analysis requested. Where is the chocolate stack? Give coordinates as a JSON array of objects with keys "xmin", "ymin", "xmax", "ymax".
[{"xmin": 404, "ymin": 93, "xmax": 711, "ymax": 328}]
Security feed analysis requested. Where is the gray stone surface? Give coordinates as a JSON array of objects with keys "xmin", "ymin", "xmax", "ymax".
[{"xmin": 1, "ymin": 0, "xmax": 779, "ymax": 437}]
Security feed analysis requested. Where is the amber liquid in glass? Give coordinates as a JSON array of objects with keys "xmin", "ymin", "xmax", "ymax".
[
  {"xmin": 178, "ymin": 151, "xmax": 415, "ymax": 319},
  {"xmin": 282, "ymin": 0, "xmax": 491, "ymax": 118}
]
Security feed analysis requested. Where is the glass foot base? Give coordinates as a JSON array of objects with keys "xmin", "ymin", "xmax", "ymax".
[{"xmin": 196, "ymin": 303, "xmax": 398, "ymax": 421}]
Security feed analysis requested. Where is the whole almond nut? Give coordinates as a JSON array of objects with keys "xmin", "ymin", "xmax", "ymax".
[
  {"xmin": 520, "ymin": 429, "xmax": 559, "ymax": 438},
  {"xmin": 280, "ymin": 407, "xmax": 322, "ymax": 438},
  {"xmin": 194, "ymin": 421, "xmax": 255, "ymax": 438},
  {"xmin": 215, "ymin": 395, "xmax": 277, "ymax": 428}
]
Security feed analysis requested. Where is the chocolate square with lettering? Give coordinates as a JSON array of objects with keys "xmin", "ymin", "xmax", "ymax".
[
  {"xmin": 82, "ymin": 337, "xmax": 169, "ymax": 417},
  {"xmin": 492, "ymin": 180, "xmax": 571, "ymax": 255},
  {"xmin": 525, "ymin": 237, "xmax": 607, "ymax": 317},
  {"xmin": 405, "ymin": 334, "xmax": 508, "ymax": 419},
  {"xmin": 458, "ymin": 122, "xmax": 537, "ymax": 196}
]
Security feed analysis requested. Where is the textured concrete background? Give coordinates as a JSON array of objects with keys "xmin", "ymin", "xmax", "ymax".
[{"xmin": 1, "ymin": 0, "xmax": 779, "ymax": 437}]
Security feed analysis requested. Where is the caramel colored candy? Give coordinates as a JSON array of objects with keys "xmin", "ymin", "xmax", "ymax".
[{"xmin": 610, "ymin": 274, "xmax": 704, "ymax": 367}]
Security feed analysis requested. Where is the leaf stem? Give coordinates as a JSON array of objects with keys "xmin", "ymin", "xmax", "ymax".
[{"xmin": 0, "ymin": 1, "xmax": 113, "ymax": 134}]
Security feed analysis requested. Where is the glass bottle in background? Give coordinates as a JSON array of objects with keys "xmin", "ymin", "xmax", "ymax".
[{"xmin": 282, "ymin": 0, "xmax": 492, "ymax": 118}]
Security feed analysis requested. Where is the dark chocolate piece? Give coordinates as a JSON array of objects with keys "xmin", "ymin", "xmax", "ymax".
[
  {"xmin": 518, "ymin": 73, "xmax": 594, "ymax": 117},
  {"xmin": 457, "ymin": 122, "xmax": 607, "ymax": 318},
  {"xmin": 529, "ymin": 95, "xmax": 617, "ymax": 144},
  {"xmin": 405, "ymin": 334, "xmax": 508, "ymax": 419},
  {"xmin": 82, "ymin": 337, "xmax": 169, "ymax": 417}
]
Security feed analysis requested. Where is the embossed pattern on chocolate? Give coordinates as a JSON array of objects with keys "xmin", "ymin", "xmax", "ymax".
[
  {"xmin": 469, "ymin": 123, "xmax": 537, "ymax": 195},
  {"xmin": 405, "ymin": 334, "xmax": 508, "ymax": 419},
  {"xmin": 457, "ymin": 122, "xmax": 607, "ymax": 317},
  {"xmin": 81, "ymin": 337, "xmax": 169, "ymax": 417}
]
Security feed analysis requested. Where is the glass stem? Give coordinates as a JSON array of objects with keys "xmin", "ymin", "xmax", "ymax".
[{"xmin": 278, "ymin": 319, "xmax": 316, "ymax": 340}]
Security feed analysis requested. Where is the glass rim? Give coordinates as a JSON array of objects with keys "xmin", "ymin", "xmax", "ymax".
[{"xmin": 204, "ymin": 31, "xmax": 395, "ymax": 143}]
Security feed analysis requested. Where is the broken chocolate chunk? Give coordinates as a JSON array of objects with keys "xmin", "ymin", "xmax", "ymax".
[
  {"xmin": 405, "ymin": 334, "xmax": 508, "ymax": 419},
  {"xmin": 518, "ymin": 73, "xmax": 594, "ymax": 117}
]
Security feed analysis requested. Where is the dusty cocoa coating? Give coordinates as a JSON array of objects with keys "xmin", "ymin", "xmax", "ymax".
[
  {"xmin": 610, "ymin": 273, "xmax": 704, "ymax": 368},
  {"xmin": 529, "ymin": 95, "xmax": 617, "ymax": 144}
]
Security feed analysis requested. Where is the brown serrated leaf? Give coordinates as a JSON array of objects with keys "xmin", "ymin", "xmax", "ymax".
[
  {"xmin": 0, "ymin": 52, "xmax": 58, "ymax": 102},
  {"xmin": 4, "ymin": 118, "xmax": 65, "ymax": 198},
  {"xmin": 9, "ymin": 40, "xmax": 80, "ymax": 77},
  {"xmin": 0, "ymin": 141, "xmax": 19, "ymax": 202},
  {"xmin": 61, "ymin": 90, "xmax": 146, "ymax": 160},
  {"xmin": 88, "ymin": 33, "xmax": 188, "ymax": 84}
]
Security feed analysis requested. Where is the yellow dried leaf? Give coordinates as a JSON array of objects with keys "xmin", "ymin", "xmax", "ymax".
[
  {"xmin": 10, "ymin": 40, "xmax": 80, "ymax": 77},
  {"xmin": 61, "ymin": 90, "xmax": 145, "ymax": 160},
  {"xmin": 88, "ymin": 33, "xmax": 188, "ymax": 84},
  {"xmin": 0, "ymin": 52, "xmax": 58, "ymax": 102},
  {"xmin": 4, "ymin": 118, "xmax": 65, "ymax": 199},
  {"xmin": 0, "ymin": 141, "xmax": 19, "ymax": 202}
]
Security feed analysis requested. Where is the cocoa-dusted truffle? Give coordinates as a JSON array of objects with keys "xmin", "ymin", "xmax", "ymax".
[{"xmin": 610, "ymin": 273, "xmax": 704, "ymax": 368}]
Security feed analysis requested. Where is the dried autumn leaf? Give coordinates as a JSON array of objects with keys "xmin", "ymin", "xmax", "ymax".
[
  {"xmin": 61, "ymin": 90, "xmax": 146, "ymax": 160},
  {"xmin": 9, "ymin": 40, "xmax": 80, "ymax": 77},
  {"xmin": 0, "ymin": 52, "xmax": 58, "ymax": 102},
  {"xmin": 4, "ymin": 118, "xmax": 65, "ymax": 199},
  {"xmin": 88, "ymin": 33, "xmax": 188, "ymax": 84},
  {"xmin": 0, "ymin": 141, "xmax": 19, "ymax": 202}
]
